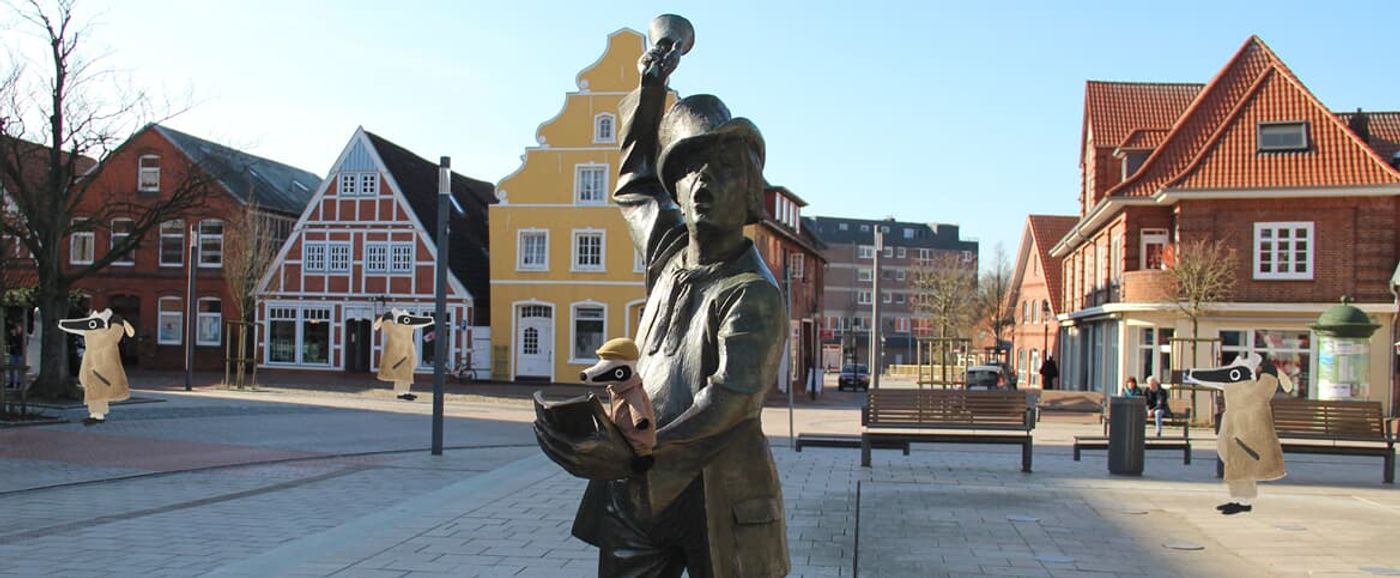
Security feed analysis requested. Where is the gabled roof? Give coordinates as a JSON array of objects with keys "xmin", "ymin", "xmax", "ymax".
[
  {"xmin": 364, "ymin": 131, "xmax": 498, "ymax": 324},
  {"xmin": 1010, "ymin": 215, "xmax": 1078, "ymax": 316},
  {"xmin": 1083, "ymin": 82, "xmax": 1202, "ymax": 152},
  {"xmin": 155, "ymin": 125, "xmax": 321, "ymax": 216},
  {"xmin": 1108, "ymin": 36, "xmax": 1400, "ymax": 198},
  {"xmin": 0, "ymin": 135, "xmax": 97, "ymax": 194}
]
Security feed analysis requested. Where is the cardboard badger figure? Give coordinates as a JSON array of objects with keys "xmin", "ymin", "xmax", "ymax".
[
  {"xmin": 374, "ymin": 308, "xmax": 436, "ymax": 401},
  {"xmin": 59, "ymin": 309, "xmax": 135, "ymax": 426},
  {"xmin": 579, "ymin": 338, "xmax": 656, "ymax": 471},
  {"xmin": 1185, "ymin": 351, "xmax": 1294, "ymax": 515}
]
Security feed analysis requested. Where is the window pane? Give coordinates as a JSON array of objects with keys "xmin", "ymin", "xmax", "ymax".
[
  {"xmin": 390, "ymin": 244, "xmax": 413, "ymax": 272},
  {"xmin": 269, "ymin": 320, "xmax": 296, "ymax": 362},
  {"xmin": 161, "ymin": 221, "xmax": 185, "ymax": 265},
  {"xmin": 303, "ymin": 311, "xmax": 330, "ymax": 364},
  {"xmin": 573, "ymin": 307, "xmax": 604, "ymax": 360}
]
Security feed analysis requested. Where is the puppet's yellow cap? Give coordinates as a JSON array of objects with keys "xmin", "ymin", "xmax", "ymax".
[{"xmin": 596, "ymin": 337, "xmax": 640, "ymax": 361}]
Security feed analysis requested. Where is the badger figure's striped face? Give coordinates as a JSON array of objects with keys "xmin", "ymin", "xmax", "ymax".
[
  {"xmin": 374, "ymin": 307, "xmax": 435, "ymax": 331},
  {"xmin": 59, "ymin": 308, "xmax": 134, "ymax": 338},
  {"xmin": 580, "ymin": 358, "xmax": 636, "ymax": 384},
  {"xmin": 1185, "ymin": 351, "xmax": 1293, "ymax": 393}
]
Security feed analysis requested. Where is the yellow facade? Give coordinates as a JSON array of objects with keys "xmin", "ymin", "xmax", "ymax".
[{"xmin": 490, "ymin": 29, "xmax": 652, "ymax": 383}]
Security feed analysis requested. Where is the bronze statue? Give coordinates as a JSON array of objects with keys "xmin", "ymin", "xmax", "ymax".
[{"xmin": 534, "ymin": 13, "xmax": 791, "ymax": 578}]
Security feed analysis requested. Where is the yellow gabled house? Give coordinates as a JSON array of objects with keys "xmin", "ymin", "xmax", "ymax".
[{"xmin": 490, "ymin": 29, "xmax": 657, "ymax": 382}]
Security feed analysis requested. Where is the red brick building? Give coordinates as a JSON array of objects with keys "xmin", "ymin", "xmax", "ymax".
[
  {"xmin": 1048, "ymin": 37, "xmax": 1400, "ymax": 412},
  {"xmin": 1008, "ymin": 215, "xmax": 1076, "ymax": 388},
  {"xmin": 256, "ymin": 129, "xmax": 494, "ymax": 377},
  {"xmin": 747, "ymin": 185, "xmax": 827, "ymax": 393},
  {"xmin": 69, "ymin": 125, "xmax": 318, "ymax": 370}
]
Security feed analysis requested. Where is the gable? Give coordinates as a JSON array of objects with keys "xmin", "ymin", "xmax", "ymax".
[{"xmin": 1172, "ymin": 71, "xmax": 1400, "ymax": 190}]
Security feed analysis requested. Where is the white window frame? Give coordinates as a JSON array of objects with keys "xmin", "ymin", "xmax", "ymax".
[
  {"xmin": 300, "ymin": 307, "xmax": 333, "ymax": 366},
  {"xmin": 1253, "ymin": 221, "xmax": 1314, "ymax": 280},
  {"xmin": 359, "ymin": 173, "xmax": 379, "ymax": 195},
  {"xmin": 883, "ymin": 291, "xmax": 892, "ymax": 304},
  {"xmin": 266, "ymin": 306, "xmax": 298, "ymax": 364},
  {"xmin": 338, "ymin": 174, "xmax": 358, "ymax": 196},
  {"xmin": 894, "ymin": 317, "xmax": 911, "ymax": 333},
  {"xmin": 517, "ymin": 229, "xmax": 549, "ymax": 272},
  {"xmin": 327, "ymin": 242, "xmax": 351, "ymax": 273},
  {"xmin": 896, "ymin": 247, "xmax": 906, "ymax": 258},
  {"xmin": 858, "ymin": 245, "xmax": 875, "ymax": 260},
  {"xmin": 1140, "ymin": 228, "xmax": 1168, "ymax": 271},
  {"xmin": 110, "ymin": 218, "xmax": 134, "ymax": 266},
  {"xmin": 594, "ymin": 113, "xmax": 616, "ymax": 144},
  {"xmin": 196, "ymin": 297, "xmax": 222, "ymax": 346},
  {"xmin": 883, "ymin": 247, "xmax": 894, "ymax": 258},
  {"xmin": 198, "ymin": 219, "xmax": 224, "ymax": 268},
  {"xmin": 569, "ymin": 302, "xmax": 608, "ymax": 364},
  {"xmin": 303, "ymin": 242, "xmax": 326, "ymax": 272},
  {"xmin": 857, "ymin": 290, "xmax": 872, "ymax": 305},
  {"xmin": 69, "ymin": 219, "xmax": 95, "ymax": 265},
  {"xmin": 789, "ymin": 253, "xmax": 805, "ymax": 279},
  {"xmin": 857, "ymin": 268, "xmax": 872, "ymax": 282},
  {"xmin": 574, "ymin": 164, "xmax": 609, "ymax": 205},
  {"xmin": 138, "ymin": 155, "xmax": 160, "ymax": 192},
  {"xmin": 389, "ymin": 243, "xmax": 414, "ymax": 273},
  {"xmin": 159, "ymin": 220, "xmax": 185, "ymax": 267},
  {"xmin": 572, "ymin": 230, "xmax": 605, "ymax": 272},
  {"xmin": 365, "ymin": 242, "xmax": 388, "ymax": 273},
  {"xmin": 894, "ymin": 292, "xmax": 905, "ymax": 304},
  {"xmin": 1258, "ymin": 121, "xmax": 1309, "ymax": 152},
  {"xmin": 896, "ymin": 269, "xmax": 906, "ymax": 281},
  {"xmin": 158, "ymin": 296, "xmax": 182, "ymax": 345}
]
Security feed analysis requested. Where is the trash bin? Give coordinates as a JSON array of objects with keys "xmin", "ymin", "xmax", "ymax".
[{"xmin": 1108, "ymin": 396, "xmax": 1146, "ymax": 476}]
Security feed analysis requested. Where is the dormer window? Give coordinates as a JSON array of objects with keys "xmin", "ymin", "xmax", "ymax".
[
  {"xmin": 1258, "ymin": 121, "xmax": 1309, "ymax": 152},
  {"xmin": 594, "ymin": 113, "xmax": 616, "ymax": 144},
  {"xmin": 138, "ymin": 155, "xmax": 160, "ymax": 192},
  {"xmin": 1122, "ymin": 150, "xmax": 1150, "ymax": 179}
]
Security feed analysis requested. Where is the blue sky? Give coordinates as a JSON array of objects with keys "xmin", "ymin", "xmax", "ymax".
[{"xmin": 9, "ymin": 0, "xmax": 1399, "ymax": 266}]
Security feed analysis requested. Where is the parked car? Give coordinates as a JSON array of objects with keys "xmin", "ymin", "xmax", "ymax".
[
  {"xmin": 837, "ymin": 363, "xmax": 870, "ymax": 391},
  {"xmin": 965, "ymin": 364, "xmax": 1011, "ymax": 390}
]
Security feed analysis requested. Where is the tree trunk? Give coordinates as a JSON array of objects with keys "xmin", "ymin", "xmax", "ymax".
[{"xmin": 31, "ymin": 288, "xmax": 78, "ymax": 400}]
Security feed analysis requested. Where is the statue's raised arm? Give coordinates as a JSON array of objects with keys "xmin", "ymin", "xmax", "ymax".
[{"xmin": 613, "ymin": 15, "xmax": 694, "ymax": 281}]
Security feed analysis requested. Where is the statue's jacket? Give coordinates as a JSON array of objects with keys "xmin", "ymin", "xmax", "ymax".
[
  {"xmin": 377, "ymin": 322, "xmax": 418, "ymax": 384},
  {"xmin": 1217, "ymin": 379, "xmax": 1286, "ymax": 482},
  {"xmin": 569, "ymin": 84, "xmax": 790, "ymax": 578},
  {"xmin": 78, "ymin": 324, "xmax": 130, "ymax": 405}
]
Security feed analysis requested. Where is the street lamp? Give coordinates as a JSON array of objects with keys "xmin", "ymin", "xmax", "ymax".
[{"xmin": 184, "ymin": 223, "xmax": 199, "ymax": 392}]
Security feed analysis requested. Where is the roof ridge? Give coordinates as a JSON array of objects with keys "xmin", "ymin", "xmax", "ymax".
[
  {"xmin": 1086, "ymin": 80, "xmax": 1206, "ymax": 87},
  {"xmin": 154, "ymin": 124, "xmax": 319, "ymax": 182},
  {"xmin": 1100, "ymin": 36, "xmax": 1268, "ymax": 198}
]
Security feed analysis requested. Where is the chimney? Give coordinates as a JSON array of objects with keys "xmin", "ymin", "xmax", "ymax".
[{"xmin": 1348, "ymin": 107, "xmax": 1371, "ymax": 144}]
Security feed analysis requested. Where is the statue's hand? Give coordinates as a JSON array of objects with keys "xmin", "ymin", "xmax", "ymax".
[
  {"xmin": 638, "ymin": 45, "xmax": 680, "ymax": 87},
  {"xmin": 534, "ymin": 406, "xmax": 634, "ymax": 481}
]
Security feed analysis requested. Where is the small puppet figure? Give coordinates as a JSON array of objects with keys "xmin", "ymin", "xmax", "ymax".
[
  {"xmin": 58, "ymin": 309, "xmax": 134, "ymax": 426},
  {"xmin": 579, "ymin": 337, "xmax": 656, "ymax": 470},
  {"xmin": 1185, "ymin": 351, "xmax": 1294, "ymax": 515},
  {"xmin": 374, "ymin": 308, "xmax": 435, "ymax": 401}
]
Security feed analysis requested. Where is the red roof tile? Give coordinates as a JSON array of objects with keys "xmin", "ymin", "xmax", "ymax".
[
  {"xmin": 1084, "ymin": 82, "xmax": 1202, "ymax": 148},
  {"xmin": 1119, "ymin": 128, "xmax": 1171, "ymax": 151},
  {"xmin": 1022, "ymin": 215, "xmax": 1078, "ymax": 316},
  {"xmin": 1338, "ymin": 111, "xmax": 1400, "ymax": 165},
  {"xmin": 1111, "ymin": 37, "xmax": 1400, "ymax": 197}
]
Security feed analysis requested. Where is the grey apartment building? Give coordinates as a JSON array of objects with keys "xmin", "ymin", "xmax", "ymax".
[{"xmin": 808, "ymin": 216, "xmax": 979, "ymax": 372}]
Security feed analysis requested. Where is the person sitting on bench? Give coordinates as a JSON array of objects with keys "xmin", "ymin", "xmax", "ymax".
[{"xmin": 1144, "ymin": 376, "xmax": 1171, "ymax": 437}]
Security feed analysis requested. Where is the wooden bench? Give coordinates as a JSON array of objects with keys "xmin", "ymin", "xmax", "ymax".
[
  {"xmin": 795, "ymin": 433, "xmax": 909, "ymax": 454},
  {"xmin": 1, "ymin": 365, "xmax": 32, "ymax": 417},
  {"xmin": 1077, "ymin": 398, "xmax": 1193, "ymax": 464},
  {"xmin": 1213, "ymin": 399, "xmax": 1396, "ymax": 484},
  {"xmin": 861, "ymin": 389, "xmax": 1035, "ymax": 472}
]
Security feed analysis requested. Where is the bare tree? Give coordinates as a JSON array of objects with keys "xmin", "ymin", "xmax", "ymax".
[
  {"xmin": 974, "ymin": 242, "xmax": 1014, "ymax": 354},
  {"xmin": 221, "ymin": 201, "xmax": 274, "ymax": 387},
  {"xmin": 1166, "ymin": 238, "xmax": 1238, "ymax": 362},
  {"xmin": 910, "ymin": 251, "xmax": 976, "ymax": 340},
  {"xmin": 1, "ymin": 0, "xmax": 212, "ymax": 398}
]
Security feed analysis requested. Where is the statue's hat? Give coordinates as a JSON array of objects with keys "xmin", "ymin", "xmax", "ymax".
[{"xmin": 656, "ymin": 95, "xmax": 766, "ymax": 222}]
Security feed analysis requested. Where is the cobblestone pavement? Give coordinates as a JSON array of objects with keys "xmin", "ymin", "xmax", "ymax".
[{"xmin": 2, "ymin": 383, "xmax": 1399, "ymax": 577}]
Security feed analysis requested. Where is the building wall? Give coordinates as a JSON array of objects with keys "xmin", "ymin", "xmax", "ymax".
[
  {"xmin": 70, "ymin": 128, "xmax": 266, "ymax": 371},
  {"xmin": 1009, "ymin": 235, "xmax": 1059, "ymax": 388},
  {"xmin": 490, "ymin": 29, "xmax": 648, "ymax": 383}
]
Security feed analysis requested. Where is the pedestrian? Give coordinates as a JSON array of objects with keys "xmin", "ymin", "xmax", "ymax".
[
  {"xmin": 1144, "ymin": 376, "xmax": 1172, "ymax": 437},
  {"xmin": 6, "ymin": 322, "xmax": 22, "ymax": 388},
  {"xmin": 1122, "ymin": 376, "xmax": 1142, "ymax": 397},
  {"xmin": 1185, "ymin": 352, "xmax": 1292, "ymax": 515},
  {"xmin": 1039, "ymin": 354, "xmax": 1058, "ymax": 390}
]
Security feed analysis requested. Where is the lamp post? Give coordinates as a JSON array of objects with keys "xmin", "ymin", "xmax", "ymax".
[
  {"xmin": 185, "ymin": 223, "xmax": 199, "ymax": 391},
  {"xmin": 431, "ymin": 157, "xmax": 450, "ymax": 456},
  {"xmin": 871, "ymin": 225, "xmax": 884, "ymax": 389}
]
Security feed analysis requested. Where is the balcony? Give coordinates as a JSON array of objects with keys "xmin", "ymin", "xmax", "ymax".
[{"xmin": 1120, "ymin": 269, "xmax": 1174, "ymax": 303}]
